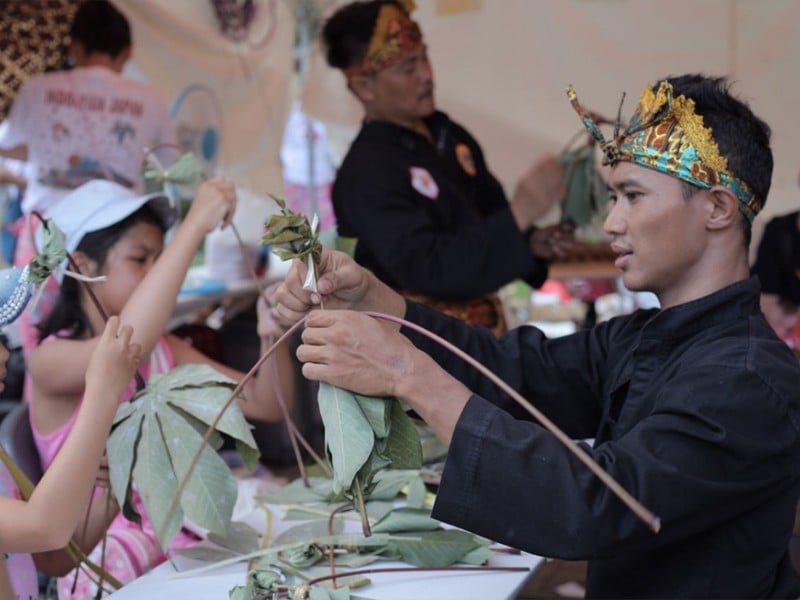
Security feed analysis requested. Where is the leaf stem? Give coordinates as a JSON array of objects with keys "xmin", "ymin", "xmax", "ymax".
[
  {"xmin": 351, "ymin": 478, "xmax": 372, "ymax": 538},
  {"xmin": 158, "ymin": 319, "xmax": 306, "ymax": 542},
  {"xmin": 364, "ymin": 310, "xmax": 661, "ymax": 534}
]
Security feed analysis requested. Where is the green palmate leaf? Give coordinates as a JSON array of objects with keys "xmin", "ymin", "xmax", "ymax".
[
  {"xmin": 384, "ymin": 529, "xmax": 482, "ymax": 567},
  {"xmin": 106, "ymin": 364, "xmax": 260, "ymax": 551},
  {"xmin": 459, "ymin": 545, "xmax": 496, "ymax": 566},
  {"xmin": 371, "ymin": 508, "xmax": 440, "ymax": 534},
  {"xmin": 354, "ymin": 394, "xmax": 391, "ymax": 439},
  {"xmin": 260, "ymin": 476, "xmax": 334, "ymax": 505},
  {"xmin": 157, "ymin": 403, "xmax": 237, "ymax": 536},
  {"xmin": 228, "ymin": 569, "xmax": 283, "ymax": 600},
  {"xmin": 404, "ymin": 475, "xmax": 427, "ymax": 509},
  {"xmin": 317, "ymin": 383, "xmax": 375, "ymax": 496},
  {"xmin": 107, "ymin": 410, "xmax": 144, "ymax": 525},
  {"xmin": 367, "ymin": 470, "xmax": 423, "ymax": 501},
  {"xmin": 134, "ymin": 405, "xmax": 183, "ymax": 549},
  {"xmin": 381, "ymin": 402, "xmax": 423, "ymax": 470},
  {"xmin": 309, "ymin": 587, "xmax": 352, "ymax": 600},
  {"xmin": 273, "ymin": 519, "xmax": 345, "ymax": 546}
]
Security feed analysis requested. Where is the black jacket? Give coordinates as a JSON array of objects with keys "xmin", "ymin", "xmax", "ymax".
[
  {"xmin": 403, "ymin": 277, "xmax": 800, "ymax": 598},
  {"xmin": 333, "ymin": 111, "xmax": 548, "ymax": 300}
]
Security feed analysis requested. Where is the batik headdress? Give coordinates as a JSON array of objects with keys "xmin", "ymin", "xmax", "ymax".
[
  {"xmin": 567, "ymin": 81, "xmax": 762, "ymax": 222},
  {"xmin": 345, "ymin": 0, "xmax": 422, "ymax": 78}
]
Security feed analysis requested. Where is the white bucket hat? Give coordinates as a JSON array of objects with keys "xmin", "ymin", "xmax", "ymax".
[{"xmin": 35, "ymin": 179, "xmax": 180, "ymax": 281}]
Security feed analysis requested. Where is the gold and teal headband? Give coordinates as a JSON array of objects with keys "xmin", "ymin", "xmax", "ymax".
[
  {"xmin": 344, "ymin": 0, "xmax": 422, "ymax": 79},
  {"xmin": 567, "ymin": 81, "xmax": 762, "ymax": 222}
]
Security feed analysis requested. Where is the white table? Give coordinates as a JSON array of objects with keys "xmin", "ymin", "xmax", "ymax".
[{"xmin": 108, "ymin": 478, "xmax": 542, "ymax": 600}]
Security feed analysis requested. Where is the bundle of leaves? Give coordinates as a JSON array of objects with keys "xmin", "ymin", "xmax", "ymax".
[
  {"xmin": 261, "ymin": 195, "xmax": 322, "ymax": 293},
  {"xmin": 174, "ymin": 471, "xmax": 493, "ymax": 599},
  {"xmin": 318, "ymin": 383, "xmax": 422, "ymax": 502},
  {"xmin": 261, "ymin": 201, "xmax": 423, "ymax": 530},
  {"xmin": 106, "ymin": 364, "xmax": 260, "ymax": 550}
]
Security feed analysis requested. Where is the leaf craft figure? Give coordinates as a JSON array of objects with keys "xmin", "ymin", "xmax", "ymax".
[
  {"xmin": 144, "ymin": 151, "xmax": 205, "ymax": 187},
  {"xmin": 0, "ymin": 218, "xmax": 66, "ymax": 326},
  {"xmin": 106, "ymin": 364, "xmax": 260, "ymax": 550},
  {"xmin": 261, "ymin": 203, "xmax": 423, "ymax": 533},
  {"xmin": 261, "ymin": 195, "xmax": 322, "ymax": 293}
]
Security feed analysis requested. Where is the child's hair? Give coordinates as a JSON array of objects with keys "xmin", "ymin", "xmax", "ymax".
[{"xmin": 37, "ymin": 205, "xmax": 166, "ymax": 342}]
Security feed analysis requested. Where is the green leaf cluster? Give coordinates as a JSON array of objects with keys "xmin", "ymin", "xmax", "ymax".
[
  {"xmin": 144, "ymin": 152, "xmax": 205, "ymax": 187},
  {"xmin": 106, "ymin": 364, "xmax": 260, "ymax": 550},
  {"xmin": 317, "ymin": 383, "xmax": 422, "ymax": 503},
  {"xmin": 261, "ymin": 195, "xmax": 322, "ymax": 292}
]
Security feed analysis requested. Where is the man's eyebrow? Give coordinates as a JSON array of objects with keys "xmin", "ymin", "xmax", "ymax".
[{"xmin": 607, "ymin": 179, "xmax": 641, "ymax": 192}]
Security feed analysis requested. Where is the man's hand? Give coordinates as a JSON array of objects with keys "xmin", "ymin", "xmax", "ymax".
[
  {"xmin": 530, "ymin": 222, "xmax": 575, "ymax": 262},
  {"xmin": 274, "ymin": 246, "xmax": 405, "ymax": 328},
  {"xmin": 510, "ymin": 156, "xmax": 565, "ymax": 230}
]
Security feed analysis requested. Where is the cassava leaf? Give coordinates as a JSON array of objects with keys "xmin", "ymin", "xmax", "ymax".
[
  {"xmin": 259, "ymin": 476, "xmax": 334, "ymax": 505},
  {"xmin": 107, "ymin": 409, "xmax": 144, "ymax": 524},
  {"xmin": 370, "ymin": 508, "xmax": 441, "ymax": 534},
  {"xmin": 107, "ymin": 364, "xmax": 259, "ymax": 550},
  {"xmin": 381, "ymin": 401, "xmax": 423, "ymax": 470},
  {"xmin": 384, "ymin": 529, "xmax": 482, "ymax": 567},
  {"xmin": 144, "ymin": 152, "xmax": 204, "ymax": 186},
  {"xmin": 354, "ymin": 394, "xmax": 391, "ymax": 439},
  {"xmin": 317, "ymin": 382, "xmax": 375, "ymax": 496},
  {"xmin": 134, "ymin": 405, "xmax": 182, "ymax": 549},
  {"xmin": 157, "ymin": 403, "xmax": 238, "ymax": 536}
]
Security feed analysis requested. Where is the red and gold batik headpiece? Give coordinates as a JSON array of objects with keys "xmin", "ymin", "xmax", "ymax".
[
  {"xmin": 567, "ymin": 81, "xmax": 762, "ymax": 222},
  {"xmin": 345, "ymin": 0, "xmax": 423, "ymax": 78}
]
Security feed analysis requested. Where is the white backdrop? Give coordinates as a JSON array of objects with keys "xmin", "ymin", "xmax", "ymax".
[{"xmin": 119, "ymin": 0, "xmax": 800, "ymax": 243}]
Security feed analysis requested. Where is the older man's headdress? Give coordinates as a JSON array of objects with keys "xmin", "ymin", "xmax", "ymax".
[
  {"xmin": 345, "ymin": 0, "xmax": 422, "ymax": 78},
  {"xmin": 567, "ymin": 81, "xmax": 761, "ymax": 222}
]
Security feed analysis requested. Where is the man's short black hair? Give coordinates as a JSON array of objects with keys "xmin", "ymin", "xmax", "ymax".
[
  {"xmin": 322, "ymin": 1, "xmax": 402, "ymax": 70},
  {"xmin": 667, "ymin": 74, "xmax": 773, "ymax": 246}
]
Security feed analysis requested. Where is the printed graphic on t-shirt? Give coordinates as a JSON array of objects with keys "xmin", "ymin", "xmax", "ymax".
[{"xmin": 409, "ymin": 166, "xmax": 439, "ymax": 199}]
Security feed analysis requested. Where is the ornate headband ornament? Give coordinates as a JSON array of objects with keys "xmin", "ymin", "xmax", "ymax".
[
  {"xmin": 567, "ymin": 81, "xmax": 762, "ymax": 222},
  {"xmin": 344, "ymin": 0, "xmax": 422, "ymax": 78}
]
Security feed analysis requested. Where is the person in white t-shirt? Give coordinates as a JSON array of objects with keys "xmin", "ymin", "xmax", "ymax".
[{"xmin": 0, "ymin": 0, "xmax": 178, "ymax": 358}]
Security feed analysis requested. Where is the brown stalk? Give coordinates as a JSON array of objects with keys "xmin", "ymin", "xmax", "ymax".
[
  {"xmin": 157, "ymin": 320, "xmax": 305, "ymax": 543},
  {"xmin": 364, "ymin": 311, "xmax": 661, "ymax": 534}
]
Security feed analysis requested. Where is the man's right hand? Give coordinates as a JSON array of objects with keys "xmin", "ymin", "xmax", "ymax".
[{"xmin": 274, "ymin": 246, "xmax": 405, "ymax": 327}]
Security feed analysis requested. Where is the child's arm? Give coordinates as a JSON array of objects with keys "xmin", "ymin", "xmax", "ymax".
[
  {"xmin": 28, "ymin": 177, "xmax": 236, "ymax": 398},
  {"xmin": 0, "ymin": 317, "xmax": 140, "ymax": 553},
  {"xmin": 166, "ymin": 286, "xmax": 295, "ymax": 423}
]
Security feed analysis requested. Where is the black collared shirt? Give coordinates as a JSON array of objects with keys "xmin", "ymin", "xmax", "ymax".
[
  {"xmin": 333, "ymin": 111, "xmax": 548, "ymax": 300},
  {"xmin": 403, "ymin": 277, "xmax": 800, "ymax": 598}
]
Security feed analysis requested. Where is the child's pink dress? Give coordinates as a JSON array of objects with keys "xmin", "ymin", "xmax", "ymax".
[
  {"xmin": 0, "ymin": 462, "xmax": 39, "ymax": 599},
  {"xmin": 31, "ymin": 337, "xmax": 201, "ymax": 599}
]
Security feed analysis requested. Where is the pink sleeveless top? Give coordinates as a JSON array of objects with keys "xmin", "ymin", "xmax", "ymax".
[
  {"xmin": 30, "ymin": 336, "xmax": 202, "ymax": 598},
  {"xmin": 32, "ymin": 336, "xmax": 174, "ymax": 468}
]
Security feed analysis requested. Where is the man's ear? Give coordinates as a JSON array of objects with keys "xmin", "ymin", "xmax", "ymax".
[
  {"xmin": 706, "ymin": 185, "xmax": 740, "ymax": 231},
  {"xmin": 348, "ymin": 75, "xmax": 375, "ymax": 104}
]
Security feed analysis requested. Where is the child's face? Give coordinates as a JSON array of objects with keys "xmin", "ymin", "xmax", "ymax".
[{"xmin": 91, "ymin": 221, "xmax": 165, "ymax": 315}]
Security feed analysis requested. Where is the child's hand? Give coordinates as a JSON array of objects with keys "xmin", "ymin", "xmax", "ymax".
[
  {"xmin": 185, "ymin": 176, "xmax": 236, "ymax": 234},
  {"xmin": 86, "ymin": 317, "xmax": 141, "ymax": 396},
  {"xmin": 257, "ymin": 282, "xmax": 288, "ymax": 339}
]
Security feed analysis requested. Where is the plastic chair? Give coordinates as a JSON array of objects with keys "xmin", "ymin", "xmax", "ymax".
[{"xmin": 0, "ymin": 401, "xmax": 43, "ymax": 484}]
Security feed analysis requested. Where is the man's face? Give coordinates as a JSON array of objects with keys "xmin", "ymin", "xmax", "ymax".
[
  {"xmin": 604, "ymin": 162, "xmax": 711, "ymax": 308},
  {"xmin": 362, "ymin": 45, "xmax": 435, "ymax": 126}
]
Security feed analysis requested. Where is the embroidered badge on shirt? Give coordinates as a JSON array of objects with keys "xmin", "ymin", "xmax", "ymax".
[
  {"xmin": 455, "ymin": 143, "xmax": 476, "ymax": 176},
  {"xmin": 409, "ymin": 166, "xmax": 439, "ymax": 199}
]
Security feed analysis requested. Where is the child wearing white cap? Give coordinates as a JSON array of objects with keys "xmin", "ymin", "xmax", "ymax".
[{"xmin": 25, "ymin": 176, "xmax": 295, "ymax": 597}]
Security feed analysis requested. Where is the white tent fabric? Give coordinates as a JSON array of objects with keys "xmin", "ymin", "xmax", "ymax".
[
  {"xmin": 116, "ymin": 0, "xmax": 295, "ymax": 197},
  {"xmin": 302, "ymin": 0, "xmax": 800, "ymax": 232},
  {"xmin": 119, "ymin": 0, "xmax": 800, "ymax": 239}
]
